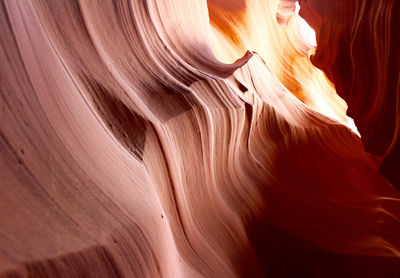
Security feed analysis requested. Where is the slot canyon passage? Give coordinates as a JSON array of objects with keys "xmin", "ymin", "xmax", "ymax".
[{"xmin": 1, "ymin": 0, "xmax": 399, "ymax": 277}]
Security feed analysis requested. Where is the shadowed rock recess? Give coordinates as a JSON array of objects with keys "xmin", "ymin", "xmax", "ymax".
[{"xmin": 1, "ymin": 0, "xmax": 399, "ymax": 277}]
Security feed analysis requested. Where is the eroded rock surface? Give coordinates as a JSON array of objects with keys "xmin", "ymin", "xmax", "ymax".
[{"xmin": 1, "ymin": 0, "xmax": 399, "ymax": 277}]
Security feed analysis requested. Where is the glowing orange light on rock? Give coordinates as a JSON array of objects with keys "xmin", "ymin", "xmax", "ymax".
[{"xmin": 207, "ymin": 0, "xmax": 359, "ymax": 135}]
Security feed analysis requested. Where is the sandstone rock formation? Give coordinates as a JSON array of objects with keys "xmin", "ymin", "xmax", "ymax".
[
  {"xmin": 296, "ymin": 0, "xmax": 400, "ymax": 189},
  {"xmin": 1, "ymin": 0, "xmax": 399, "ymax": 277}
]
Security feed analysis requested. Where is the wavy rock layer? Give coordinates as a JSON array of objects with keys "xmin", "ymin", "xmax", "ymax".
[
  {"xmin": 296, "ymin": 0, "xmax": 400, "ymax": 188},
  {"xmin": 1, "ymin": 0, "xmax": 399, "ymax": 277}
]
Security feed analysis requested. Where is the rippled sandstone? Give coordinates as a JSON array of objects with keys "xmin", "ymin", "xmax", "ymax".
[{"xmin": 1, "ymin": 0, "xmax": 399, "ymax": 277}]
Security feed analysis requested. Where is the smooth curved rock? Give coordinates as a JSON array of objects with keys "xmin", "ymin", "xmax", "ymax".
[
  {"xmin": 1, "ymin": 0, "xmax": 399, "ymax": 277},
  {"xmin": 296, "ymin": 0, "xmax": 400, "ymax": 189}
]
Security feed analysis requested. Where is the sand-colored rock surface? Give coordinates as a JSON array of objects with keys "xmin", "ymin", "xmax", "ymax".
[{"xmin": 1, "ymin": 0, "xmax": 399, "ymax": 277}]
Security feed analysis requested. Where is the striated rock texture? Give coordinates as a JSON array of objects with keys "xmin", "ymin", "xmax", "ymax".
[
  {"xmin": 0, "ymin": 0, "xmax": 399, "ymax": 277},
  {"xmin": 296, "ymin": 0, "xmax": 400, "ymax": 188}
]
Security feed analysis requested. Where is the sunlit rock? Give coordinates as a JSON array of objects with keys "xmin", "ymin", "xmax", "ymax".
[{"xmin": 0, "ymin": 0, "xmax": 399, "ymax": 277}]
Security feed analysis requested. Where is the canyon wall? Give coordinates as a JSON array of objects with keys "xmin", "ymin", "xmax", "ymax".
[{"xmin": 1, "ymin": 0, "xmax": 399, "ymax": 277}]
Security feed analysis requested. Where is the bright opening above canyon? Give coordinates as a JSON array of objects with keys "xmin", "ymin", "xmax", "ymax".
[
  {"xmin": 295, "ymin": 3, "xmax": 317, "ymax": 48},
  {"xmin": 209, "ymin": 0, "xmax": 360, "ymax": 135},
  {"xmin": 1, "ymin": 0, "xmax": 399, "ymax": 277}
]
